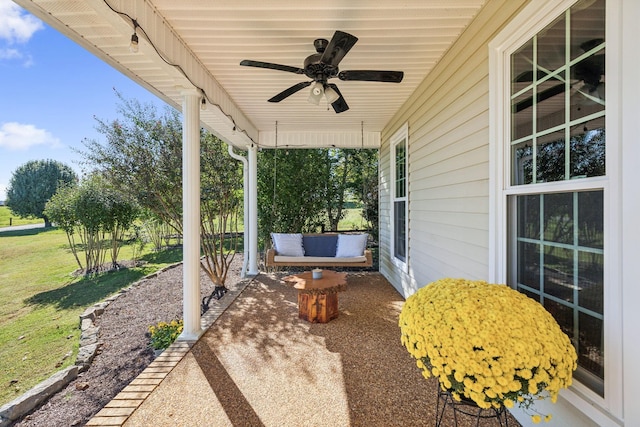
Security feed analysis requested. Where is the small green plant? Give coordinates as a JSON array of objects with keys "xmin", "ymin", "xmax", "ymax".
[{"xmin": 148, "ymin": 319, "xmax": 183, "ymax": 350}]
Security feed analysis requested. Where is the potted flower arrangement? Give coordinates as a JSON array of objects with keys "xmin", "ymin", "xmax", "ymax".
[{"xmin": 399, "ymin": 278, "xmax": 577, "ymax": 424}]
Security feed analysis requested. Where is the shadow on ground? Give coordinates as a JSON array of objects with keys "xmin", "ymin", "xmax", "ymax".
[{"xmin": 24, "ymin": 248, "xmax": 183, "ymax": 310}]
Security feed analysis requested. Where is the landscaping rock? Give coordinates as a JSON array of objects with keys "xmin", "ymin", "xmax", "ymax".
[
  {"xmin": 79, "ymin": 326, "xmax": 99, "ymax": 347},
  {"xmin": 80, "ymin": 318, "xmax": 93, "ymax": 331},
  {"xmin": 75, "ymin": 382, "xmax": 89, "ymax": 391},
  {"xmin": 75, "ymin": 343, "xmax": 100, "ymax": 372},
  {"xmin": 0, "ymin": 366, "xmax": 78, "ymax": 427}
]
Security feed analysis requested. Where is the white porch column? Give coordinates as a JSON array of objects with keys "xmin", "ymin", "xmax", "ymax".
[
  {"xmin": 179, "ymin": 89, "xmax": 202, "ymax": 340},
  {"xmin": 247, "ymin": 144, "xmax": 259, "ymax": 275}
]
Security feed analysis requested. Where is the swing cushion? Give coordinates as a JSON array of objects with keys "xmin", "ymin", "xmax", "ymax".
[
  {"xmin": 302, "ymin": 234, "xmax": 338, "ymax": 257},
  {"xmin": 336, "ymin": 233, "xmax": 369, "ymax": 257},
  {"xmin": 271, "ymin": 233, "xmax": 305, "ymax": 257},
  {"xmin": 267, "ymin": 233, "xmax": 372, "ymax": 268}
]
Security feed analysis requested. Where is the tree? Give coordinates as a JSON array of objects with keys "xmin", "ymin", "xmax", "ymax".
[
  {"xmin": 200, "ymin": 133, "xmax": 243, "ymax": 292},
  {"xmin": 257, "ymin": 147, "xmax": 379, "ymax": 247},
  {"xmin": 77, "ymin": 92, "xmax": 183, "ymax": 233},
  {"xmin": 6, "ymin": 159, "xmax": 77, "ymax": 227},
  {"xmin": 346, "ymin": 149, "xmax": 379, "ymax": 238},
  {"xmin": 44, "ymin": 175, "xmax": 139, "ymax": 274},
  {"xmin": 324, "ymin": 149, "xmax": 351, "ymax": 232},
  {"xmin": 78, "ymin": 92, "xmax": 243, "ymax": 290},
  {"xmin": 43, "ymin": 184, "xmax": 83, "ymax": 269},
  {"xmin": 257, "ymin": 148, "xmax": 328, "ymax": 246}
]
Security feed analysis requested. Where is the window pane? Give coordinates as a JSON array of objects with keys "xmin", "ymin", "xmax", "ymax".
[
  {"xmin": 518, "ymin": 242, "xmax": 540, "ymax": 291},
  {"xmin": 536, "ymin": 72, "xmax": 566, "ymax": 133},
  {"xmin": 543, "ymin": 247, "xmax": 574, "ymax": 302},
  {"xmin": 512, "ymin": 191, "xmax": 604, "ymax": 395},
  {"xmin": 537, "ymin": 130, "xmax": 566, "ymax": 182},
  {"xmin": 570, "ymin": 46, "xmax": 605, "ymax": 122},
  {"xmin": 570, "ymin": 0, "xmax": 606, "ymax": 62},
  {"xmin": 543, "ymin": 193, "xmax": 573, "ymax": 244},
  {"xmin": 511, "ymin": 39, "xmax": 533, "ymax": 95},
  {"xmin": 577, "ymin": 312, "xmax": 604, "ymax": 388},
  {"xmin": 512, "ymin": 141, "xmax": 533, "ymax": 185},
  {"xmin": 394, "ymin": 200, "xmax": 406, "ymax": 261},
  {"xmin": 571, "ymin": 125, "xmax": 605, "ymax": 179},
  {"xmin": 543, "ymin": 299, "xmax": 573, "ymax": 340},
  {"xmin": 578, "ymin": 251, "xmax": 603, "ymax": 314},
  {"xmin": 511, "ymin": 89, "xmax": 533, "ymax": 141},
  {"xmin": 517, "ymin": 194, "xmax": 539, "ymax": 239},
  {"xmin": 395, "ymin": 139, "xmax": 406, "ymax": 197},
  {"xmin": 537, "ymin": 14, "xmax": 565, "ymax": 73},
  {"xmin": 578, "ymin": 191, "xmax": 603, "ymax": 248}
]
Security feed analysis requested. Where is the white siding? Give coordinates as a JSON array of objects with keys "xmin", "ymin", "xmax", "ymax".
[{"xmin": 380, "ymin": 0, "xmax": 530, "ymax": 296}]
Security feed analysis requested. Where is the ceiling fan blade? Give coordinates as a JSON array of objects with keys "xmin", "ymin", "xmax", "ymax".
[
  {"xmin": 240, "ymin": 60, "xmax": 304, "ymax": 75},
  {"xmin": 514, "ymin": 70, "xmax": 551, "ymax": 82},
  {"xmin": 513, "ymin": 83, "xmax": 566, "ymax": 113},
  {"xmin": 268, "ymin": 81, "xmax": 312, "ymax": 103},
  {"xmin": 327, "ymin": 84, "xmax": 349, "ymax": 113},
  {"xmin": 320, "ymin": 31, "xmax": 358, "ymax": 67},
  {"xmin": 338, "ymin": 70, "xmax": 404, "ymax": 83},
  {"xmin": 571, "ymin": 54, "xmax": 605, "ymax": 88}
]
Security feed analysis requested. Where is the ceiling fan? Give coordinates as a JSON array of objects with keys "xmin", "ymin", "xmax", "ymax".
[
  {"xmin": 240, "ymin": 31, "xmax": 404, "ymax": 113},
  {"xmin": 513, "ymin": 39, "xmax": 604, "ymax": 113}
]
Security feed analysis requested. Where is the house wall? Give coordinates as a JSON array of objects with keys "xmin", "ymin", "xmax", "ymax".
[
  {"xmin": 379, "ymin": 0, "xmax": 530, "ymax": 296},
  {"xmin": 381, "ymin": 0, "xmax": 640, "ymax": 426}
]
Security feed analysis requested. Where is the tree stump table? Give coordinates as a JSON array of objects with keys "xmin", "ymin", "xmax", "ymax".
[{"xmin": 283, "ymin": 270, "xmax": 347, "ymax": 323}]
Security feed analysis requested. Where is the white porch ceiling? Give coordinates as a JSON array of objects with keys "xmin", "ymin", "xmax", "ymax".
[{"xmin": 15, "ymin": 0, "xmax": 487, "ymax": 149}]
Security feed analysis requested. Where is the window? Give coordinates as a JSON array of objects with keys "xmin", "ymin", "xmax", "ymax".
[
  {"xmin": 506, "ymin": 0, "xmax": 606, "ymax": 396},
  {"xmin": 391, "ymin": 124, "xmax": 408, "ymax": 266}
]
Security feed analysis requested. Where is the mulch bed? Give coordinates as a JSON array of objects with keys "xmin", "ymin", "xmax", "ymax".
[{"xmin": 13, "ymin": 258, "xmax": 242, "ymax": 427}]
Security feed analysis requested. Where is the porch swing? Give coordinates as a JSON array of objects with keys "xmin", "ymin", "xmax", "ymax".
[{"xmin": 264, "ymin": 122, "xmax": 373, "ymax": 269}]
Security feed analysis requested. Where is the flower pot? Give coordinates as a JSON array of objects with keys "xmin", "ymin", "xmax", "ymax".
[{"xmin": 436, "ymin": 389, "xmax": 509, "ymax": 427}]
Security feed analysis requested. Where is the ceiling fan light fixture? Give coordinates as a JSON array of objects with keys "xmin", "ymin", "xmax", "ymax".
[
  {"xmin": 308, "ymin": 82, "xmax": 324, "ymax": 105},
  {"xmin": 324, "ymin": 85, "xmax": 340, "ymax": 104}
]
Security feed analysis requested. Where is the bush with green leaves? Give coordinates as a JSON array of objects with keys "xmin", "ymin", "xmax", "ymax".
[
  {"xmin": 148, "ymin": 319, "xmax": 183, "ymax": 350},
  {"xmin": 44, "ymin": 175, "xmax": 139, "ymax": 273}
]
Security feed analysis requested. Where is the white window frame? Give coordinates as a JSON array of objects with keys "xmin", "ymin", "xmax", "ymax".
[
  {"xmin": 488, "ymin": 0, "xmax": 623, "ymax": 424},
  {"xmin": 390, "ymin": 123, "xmax": 409, "ymax": 272}
]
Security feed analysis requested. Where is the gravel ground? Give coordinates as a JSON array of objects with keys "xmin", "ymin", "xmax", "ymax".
[
  {"xmin": 13, "ymin": 259, "xmax": 521, "ymax": 427},
  {"xmin": 13, "ymin": 257, "xmax": 243, "ymax": 427},
  {"xmin": 124, "ymin": 272, "xmax": 522, "ymax": 427}
]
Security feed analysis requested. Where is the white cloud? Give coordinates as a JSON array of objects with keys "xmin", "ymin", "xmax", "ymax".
[
  {"xmin": 0, "ymin": 47, "xmax": 20, "ymax": 59},
  {"xmin": 0, "ymin": 0, "xmax": 44, "ymax": 44},
  {"xmin": 0, "ymin": 122, "xmax": 60, "ymax": 151},
  {"xmin": 0, "ymin": 183, "xmax": 6, "ymax": 201}
]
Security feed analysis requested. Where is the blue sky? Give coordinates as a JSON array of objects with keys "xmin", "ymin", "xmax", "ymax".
[{"xmin": 0, "ymin": 0, "xmax": 166, "ymax": 201}]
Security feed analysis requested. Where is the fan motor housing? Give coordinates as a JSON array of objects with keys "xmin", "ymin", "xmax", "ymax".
[{"xmin": 304, "ymin": 53, "xmax": 338, "ymax": 81}]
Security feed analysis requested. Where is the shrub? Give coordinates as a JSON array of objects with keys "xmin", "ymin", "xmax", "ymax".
[{"xmin": 148, "ymin": 319, "xmax": 183, "ymax": 350}]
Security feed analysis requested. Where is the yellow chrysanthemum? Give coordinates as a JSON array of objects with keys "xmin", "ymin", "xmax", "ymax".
[{"xmin": 398, "ymin": 278, "xmax": 577, "ymax": 419}]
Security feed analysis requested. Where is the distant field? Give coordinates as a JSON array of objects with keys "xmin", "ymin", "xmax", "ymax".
[
  {"xmin": 338, "ymin": 208, "xmax": 370, "ymax": 231},
  {"xmin": 0, "ymin": 206, "xmax": 43, "ymax": 228}
]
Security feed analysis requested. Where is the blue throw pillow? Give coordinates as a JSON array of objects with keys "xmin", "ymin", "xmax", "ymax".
[{"xmin": 303, "ymin": 235, "xmax": 338, "ymax": 257}]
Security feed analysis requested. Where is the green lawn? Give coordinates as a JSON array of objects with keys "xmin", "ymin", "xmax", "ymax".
[
  {"xmin": 0, "ymin": 206, "xmax": 43, "ymax": 228},
  {"xmin": 338, "ymin": 208, "xmax": 371, "ymax": 231},
  {"xmin": 0, "ymin": 227, "xmax": 182, "ymax": 406}
]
